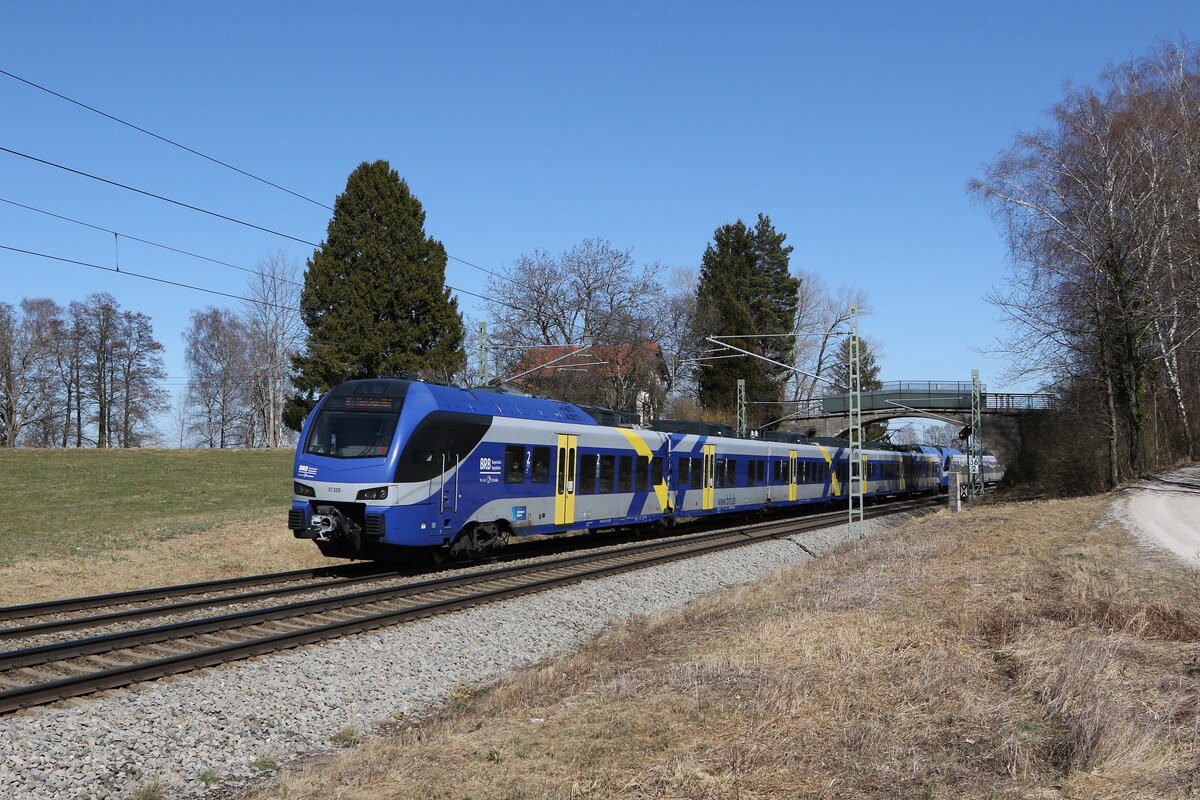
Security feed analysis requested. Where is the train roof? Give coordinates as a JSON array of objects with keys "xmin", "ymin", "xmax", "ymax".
[{"xmin": 328, "ymin": 378, "xmax": 601, "ymax": 426}]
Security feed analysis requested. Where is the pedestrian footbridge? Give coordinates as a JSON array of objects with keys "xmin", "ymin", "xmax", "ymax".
[{"xmin": 786, "ymin": 381, "xmax": 1055, "ymax": 465}]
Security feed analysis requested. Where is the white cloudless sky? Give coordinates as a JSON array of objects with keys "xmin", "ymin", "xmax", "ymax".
[{"xmin": 3, "ymin": 1, "xmax": 1197, "ymax": 407}]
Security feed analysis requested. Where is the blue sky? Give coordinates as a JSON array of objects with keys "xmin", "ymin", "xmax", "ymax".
[{"xmin": 3, "ymin": 1, "xmax": 1197, "ymax": 405}]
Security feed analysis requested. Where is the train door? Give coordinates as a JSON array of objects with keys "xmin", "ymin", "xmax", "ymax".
[
  {"xmin": 765, "ymin": 445, "xmax": 773, "ymax": 502},
  {"xmin": 439, "ymin": 453, "xmax": 458, "ymax": 512},
  {"xmin": 554, "ymin": 434, "xmax": 578, "ymax": 526},
  {"xmin": 438, "ymin": 424, "xmax": 459, "ymax": 512},
  {"xmin": 788, "ymin": 450, "xmax": 798, "ymax": 502},
  {"xmin": 702, "ymin": 444, "xmax": 716, "ymax": 510}
]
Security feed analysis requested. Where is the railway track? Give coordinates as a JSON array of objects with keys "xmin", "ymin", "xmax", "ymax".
[{"xmin": 0, "ymin": 498, "xmax": 938, "ymax": 714}]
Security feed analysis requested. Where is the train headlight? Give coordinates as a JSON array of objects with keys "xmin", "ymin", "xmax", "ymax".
[
  {"xmin": 356, "ymin": 486, "xmax": 389, "ymax": 500},
  {"xmin": 293, "ymin": 481, "xmax": 316, "ymax": 497}
]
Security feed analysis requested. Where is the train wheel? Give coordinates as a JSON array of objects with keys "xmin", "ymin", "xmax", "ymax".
[{"xmin": 450, "ymin": 523, "xmax": 510, "ymax": 560}]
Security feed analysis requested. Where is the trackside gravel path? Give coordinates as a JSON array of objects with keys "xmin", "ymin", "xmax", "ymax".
[{"xmin": 1117, "ymin": 463, "xmax": 1200, "ymax": 568}]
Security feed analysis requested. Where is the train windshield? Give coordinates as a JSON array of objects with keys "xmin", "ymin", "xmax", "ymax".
[{"xmin": 303, "ymin": 397, "xmax": 402, "ymax": 459}]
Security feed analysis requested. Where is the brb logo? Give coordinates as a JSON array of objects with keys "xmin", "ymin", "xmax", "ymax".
[{"xmin": 479, "ymin": 457, "xmax": 501, "ymax": 473}]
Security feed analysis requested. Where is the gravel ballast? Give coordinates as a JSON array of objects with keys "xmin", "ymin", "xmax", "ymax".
[{"xmin": 0, "ymin": 513, "xmax": 916, "ymax": 799}]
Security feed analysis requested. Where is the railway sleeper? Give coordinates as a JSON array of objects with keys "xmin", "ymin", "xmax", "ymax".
[
  {"xmin": 138, "ymin": 644, "xmax": 192, "ymax": 657},
  {"xmin": 195, "ymin": 633, "xmax": 246, "ymax": 646},
  {"xmin": 14, "ymin": 667, "xmax": 63, "ymax": 683}
]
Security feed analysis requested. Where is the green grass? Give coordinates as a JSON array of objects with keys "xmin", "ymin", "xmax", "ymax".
[{"xmin": 0, "ymin": 448, "xmax": 296, "ymax": 566}]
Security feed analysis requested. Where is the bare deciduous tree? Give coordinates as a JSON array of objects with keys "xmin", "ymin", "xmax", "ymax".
[
  {"xmin": 485, "ymin": 239, "xmax": 675, "ymax": 413},
  {"xmin": 787, "ymin": 270, "xmax": 872, "ymax": 409},
  {"xmin": 971, "ymin": 38, "xmax": 1200, "ymax": 490},
  {"xmin": 241, "ymin": 252, "xmax": 303, "ymax": 447},
  {"xmin": 0, "ymin": 299, "xmax": 59, "ymax": 446},
  {"xmin": 185, "ymin": 308, "xmax": 250, "ymax": 448}
]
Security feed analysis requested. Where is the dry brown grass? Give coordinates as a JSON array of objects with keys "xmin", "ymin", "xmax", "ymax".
[
  {"xmin": 242, "ymin": 497, "xmax": 1200, "ymax": 800},
  {"xmin": 0, "ymin": 513, "xmax": 329, "ymax": 606}
]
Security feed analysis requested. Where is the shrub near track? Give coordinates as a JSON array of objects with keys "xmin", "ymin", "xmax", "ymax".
[
  {"xmin": 245, "ymin": 497, "xmax": 1200, "ymax": 800},
  {"xmin": 0, "ymin": 448, "xmax": 296, "ymax": 566}
]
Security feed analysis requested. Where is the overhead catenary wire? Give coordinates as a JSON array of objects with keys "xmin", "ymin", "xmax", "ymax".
[
  {"xmin": 0, "ymin": 67, "xmax": 334, "ymax": 212},
  {"xmin": 0, "ymin": 146, "xmax": 323, "ymax": 247},
  {"xmin": 0, "ymin": 244, "xmax": 300, "ymax": 312},
  {"xmin": 1, "ymin": 149, "xmax": 512, "ymax": 287},
  {"xmin": 2, "ymin": 68, "xmax": 510, "ymax": 285},
  {"xmin": 0, "ymin": 241, "xmax": 515, "ymax": 315},
  {"xmin": 447, "ymin": 253, "xmax": 504, "ymax": 280},
  {"xmin": 0, "ymin": 197, "xmax": 306, "ymax": 288}
]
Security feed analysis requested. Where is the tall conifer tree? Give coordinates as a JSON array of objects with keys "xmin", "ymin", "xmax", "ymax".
[
  {"xmin": 695, "ymin": 214, "xmax": 798, "ymax": 425},
  {"xmin": 286, "ymin": 161, "xmax": 464, "ymax": 429}
]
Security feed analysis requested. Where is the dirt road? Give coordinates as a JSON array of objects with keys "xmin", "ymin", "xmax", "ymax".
[{"xmin": 1118, "ymin": 463, "xmax": 1200, "ymax": 567}]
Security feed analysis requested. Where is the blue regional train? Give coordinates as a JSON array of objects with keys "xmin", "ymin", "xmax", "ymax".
[{"xmin": 289, "ymin": 378, "xmax": 1003, "ymax": 562}]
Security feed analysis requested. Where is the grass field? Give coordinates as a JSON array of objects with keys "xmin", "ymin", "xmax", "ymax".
[
  {"xmin": 242, "ymin": 496, "xmax": 1200, "ymax": 800},
  {"xmin": 0, "ymin": 448, "xmax": 330, "ymax": 604},
  {"xmin": 0, "ymin": 448, "xmax": 295, "ymax": 564}
]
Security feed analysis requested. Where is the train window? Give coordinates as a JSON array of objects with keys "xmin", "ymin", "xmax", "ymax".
[
  {"xmin": 757, "ymin": 460, "xmax": 766, "ymax": 484},
  {"xmin": 599, "ymin": 455, "xmax": 615, "ymax": 493},
  {"xmin": 304, "ymin": 407, "xmax": 401, "ymax": 460},
  {"xmin": 504, "ymin": 446, "xmax": 526, "ymax": 483},
  {"xmin": 531, "ymin": 446, "xmax": 551, "ymax": 483},
  {"xmin": 728, "ymin": 459, "xmax": 737, "ymax": 486},
  {"xmin": 691, "ymin": 457, "xmax": 703, "ymax": 489},
  {"xmin": 636, "ymin": 455, "xmax": 649, "ymax": 492},
  {"xmin": 747, "ymin": 459, "xmax": 756, "ymax": 486},
  {"xmin": 578, "ymin": 453, "xmax": 597, "ymax": 495},
  {"xmin": 715, "ymin": 459, "xmax": 726, "ymax": 489},
  {"xmin": 651, "ymin": 456, "xmax": 663, "ymax": 485},
  {"xmin": 772, "ymin": 460, "xmax": 782, "ymax": 483},
  {"xmin": 618, "ymin": 455, "xmax": 633, "ymax": 492},
  {"xmin": 677, "ymin": 457, "xmax": 690, "ymax": 485}
]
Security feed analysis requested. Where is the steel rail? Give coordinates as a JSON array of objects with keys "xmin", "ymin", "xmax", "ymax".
[
  {"xmin": 0, "ymin": 498, "xmax": 939, "ymax": 714},
  {"xmin": 0, "ymin": 570, "xmax": 428, "ymax": 640},
  {"xmin": 0, "ymin": 518, "xmax": 820, "ymax": 670},
  {"xmin": 0, "ymin": 514, "xmax": 752, "ymax": 628},
  {"xmin": 0, "ymin": 562, "xmax": 395, "ymax": 622}
]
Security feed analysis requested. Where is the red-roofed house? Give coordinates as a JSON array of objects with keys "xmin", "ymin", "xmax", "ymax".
[{"xmin": 506, "ymin": 343, "xmax": 670, "ymax": 419}]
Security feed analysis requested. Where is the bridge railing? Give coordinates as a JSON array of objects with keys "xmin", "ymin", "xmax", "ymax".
[
  {"xmin": 816, "ymin": 384, "xmax": 1058, "ymax": 414},
  {"xmin": 984, "ymin": 393, "xmax": 1056, "ymax": 410}
]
